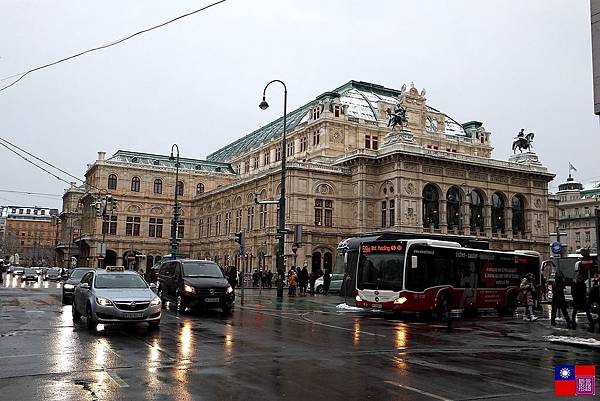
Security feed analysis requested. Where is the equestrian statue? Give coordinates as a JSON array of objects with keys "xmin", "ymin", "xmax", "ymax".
[
  {"xmin": 387, "ymin": 103, "xmax": 408, "ymax": 131},
  {"xmin": 512, "ymin": 128, "xmax": 534, "ymax": 154}
]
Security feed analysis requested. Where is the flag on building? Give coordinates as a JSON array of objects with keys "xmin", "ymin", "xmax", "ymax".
[
  {"xmin": 569, "ymin": 162, "xmax": 578, "ymax": 172},
  {"xmin": 554, "ymin": 365, "xmax": 596, "ymax": 396}
]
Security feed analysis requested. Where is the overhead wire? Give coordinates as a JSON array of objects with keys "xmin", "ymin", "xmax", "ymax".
[{"xmin": 0, "ymin": 0, "xmax": 227, "ymax": 93}]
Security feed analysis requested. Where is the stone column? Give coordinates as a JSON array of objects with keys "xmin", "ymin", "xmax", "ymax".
[
  {"xmin": 505, "ymin": 207, "xmax": 513, "ymax": 239},
  {"xmin": 484, "ymin": 204, "xmax": 492, "ymax": 237},
  {"xmin": 463, "ymin": 201, "xmax": 471, "ymax": 236},
  {"xmin": 440, "ymin": 200, "xmax": 447, "ymax": 234}
]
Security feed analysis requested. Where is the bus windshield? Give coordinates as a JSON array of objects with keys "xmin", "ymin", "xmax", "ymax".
[{"xmin": 357, "ymin": 242, "xmax": 405, "ymax": 291}]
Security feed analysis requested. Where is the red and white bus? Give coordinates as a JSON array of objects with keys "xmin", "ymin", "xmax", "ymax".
[{"xmin": 349, "ymin": 239, "xmax": 540, "ymax": 317}]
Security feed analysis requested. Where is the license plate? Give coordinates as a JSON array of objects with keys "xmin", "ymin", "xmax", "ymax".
[
  {"xmin": 123, "ymin": 312, "xmax": 143, "ymax": 319},
  {"xmin": 204, "ymin": 297, "xmax": 220, "ymax": 303},
  {"xmin": 372, "ymin": 303, "xmax": 382, "ymax": 309}
]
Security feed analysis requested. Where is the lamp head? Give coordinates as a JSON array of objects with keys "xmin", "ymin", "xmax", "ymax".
[
  {"xmin": 259, "ymin": 96, "xmax": 269, "ymax": 110},
  {"xmin": 169, "ymin": 152, "xmax": 175, "ymax": 161}
]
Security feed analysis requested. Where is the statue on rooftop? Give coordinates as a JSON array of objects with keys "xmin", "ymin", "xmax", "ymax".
[
  {"xmin": 387, "ymin": 103, "xmax": 408, "ymax": 131},
  {"xmin": 512, "ymin": 128, "xmax": 535, "ymax": 154}
]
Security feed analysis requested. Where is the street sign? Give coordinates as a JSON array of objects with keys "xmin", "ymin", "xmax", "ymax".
[
  {"xmin": 551, "ymin": 241, "xmax": 561, "ymax": 255},
  {"xmin": 127, "ymin": 255, "xmax": 135, "ymax": 261}
]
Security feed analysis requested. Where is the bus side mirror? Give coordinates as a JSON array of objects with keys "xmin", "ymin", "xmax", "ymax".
[
  {"xmin": 411, "ymin": 255, "xmax": 418, "ymax": 269},
  {"xmin": 344, "ymin": 253, "xmax": 348, "ymax": 264}
]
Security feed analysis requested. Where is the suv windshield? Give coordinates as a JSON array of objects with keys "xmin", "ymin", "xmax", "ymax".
[
  {"xmin": 182, "ymin": 262, "xmax": 223, "ymax": 278},
  {"xmin": 95, "ymin": 274, "xmax": 148, "ymax": 289},
  {"xmin": 24, "ymin": 268, "xmax": 36, "ymax": 274},
  {"xmin": 70, "ymin": 269, "xmax": 92, "ymax": 280}
]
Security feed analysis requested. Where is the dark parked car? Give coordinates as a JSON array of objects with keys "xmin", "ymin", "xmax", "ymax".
[
  {"xmin": 21, "ymin": 268, "xmax": 38, "ymax": 282},
  {"xmin": 62, "ymin": 268, "xmax": 95, "ymax": 304},
  {"xmin": 157, "ymin": 259, "xmax": 234, "ymax": 314},
  {"xmin": 45, "ymin": 268, "xmax": 62, "ymax": 281}
]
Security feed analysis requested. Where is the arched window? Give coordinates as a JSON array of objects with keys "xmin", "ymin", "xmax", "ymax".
[
  {"xmin": 196, "ymin": 183, "xmax": 205, "ymax": 195},
  {"xmin": 446, "ymin": 186, "xmax": 462, "ymax": 230},
  {"xmin": 422, "ymin": 184, "xmax": 439, "ymax": 228},
  {"xmin": 107, "ymin": 174, "xmax": 117, "ymax": 190},
  {"xmin": 512, "ymin": 195, "xmax": 525, "ymax": 235},
  {"xmin": 176, "ymin": 181, "xmax": 184, "ymax": 196},
  {"xmin": 491, "ymin": 192, "xmax": 505, "ymax": 233},
  {"xmin": 154, "ymin": 179, "xmax": 162, "ymax": 194},
  {"xmin": 131, "ymin": 177, "xmax": 140, "ymax": 192},
  {"xmin": 469, "ymin": 190, "xmax": 484, "ymax": 232},
  {"xmin": 312, "ymin": 251, "xmax": 322, "ymax": 273}
]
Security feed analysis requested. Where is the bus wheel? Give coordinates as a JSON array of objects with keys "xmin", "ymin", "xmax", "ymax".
[{"xmin": 436, "ymin": 294, "xmax": 451, "ymax": 322}]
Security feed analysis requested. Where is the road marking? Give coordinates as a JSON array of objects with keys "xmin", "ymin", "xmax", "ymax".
[
  {"xmin": 25, "ymin": 310, "xmax": 45, "ymax": 313},
  {"xmin": 104, "ymin": 368, "xmax": 129, "ymax": 387},
  {"xmin": 0, "ymin": 353, "xmax": 46, "ymax": 359},
  {"xmin": 385, "ymin": 381, "xmax": 451, "ymax": 400},
  {"xmin": 458, "ymin": 392, "xmax": 536, "ymax": 400},
  {"xmin": 300, "ymin": 312, "xmax": 385, "ymax": 337}
]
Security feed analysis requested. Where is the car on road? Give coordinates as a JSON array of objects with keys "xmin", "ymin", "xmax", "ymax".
[
  {"xmin": 72, "ymin": 266, "xmax": 161, "ymax": 331},
  {"xmin": 12, "ymin": 266, "xmax": 24, "ymax": 276},
  {"xmin": 62, "ymin": 268, "xmax": 95, "ymax": 304},
  {"xmin": 157, "ymin": 259, "xmax": 234, "ymax": 314},
  {"xmin": 34, "ymin": 266, "xmax": 46, "ymax": 275},
  {"xmin": 315, "ymin": 273, "xmax": 344, "ymax": 294},
  {"xmin": 45, "ymin": 268, "xmax": 62, "ymax": 281},
  {"xmin": 20, "ymin": 268, "xmax": 38, "ymax": 282}
]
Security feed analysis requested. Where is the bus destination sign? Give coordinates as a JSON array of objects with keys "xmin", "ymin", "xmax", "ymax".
[{"xmin": 361, "ymin": 242, "xmax": 404, "ymax": 254}]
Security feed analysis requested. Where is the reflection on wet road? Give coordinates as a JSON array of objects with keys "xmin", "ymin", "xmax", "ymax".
[{"xmin": 0, "ymin": 273, "xmax": 598, "ymax": 401}]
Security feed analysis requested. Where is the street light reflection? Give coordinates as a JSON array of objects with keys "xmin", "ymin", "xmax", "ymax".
[
  {"xmin": 94, "ymin": 339, "xmax": 107, "ymax": 368},
  {"xmin": 395, "ymin": 325, "xmax": 408, "ymax": 349},
  {"xmin": 224, "ymin": 322, "xmax": 234, "ymax": 362},
  {"xmin": 353, "ymin": 319, "xmax": 360, "ymax": 346},
  {"xmin": 179, "ymin": 321, "xmax": 194, "ymax": 360}
]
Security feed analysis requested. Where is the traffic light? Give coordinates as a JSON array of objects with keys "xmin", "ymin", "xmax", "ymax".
[
  {"xmin": 234, "ymin": 231, "xmax": 244, "ymax": 247},
  {"xmin": 94, "ymin": 202, "xmax": 102, "ymax": 217}
]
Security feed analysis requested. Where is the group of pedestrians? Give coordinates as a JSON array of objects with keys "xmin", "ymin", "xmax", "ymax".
[
  {"xmin": 252, "ymin": 269, "xmax": 274, "ymax": 288},
  {"xmin": 519, "ymin": 270, "xmax": 600, "ymax": 332},
  {"xmin": 550, "ymin": 271, "xmax": 600, "ymax": 332},
  {"xmin": 287, "ymin": 265, "xmax": 331, "ymax": 297}
]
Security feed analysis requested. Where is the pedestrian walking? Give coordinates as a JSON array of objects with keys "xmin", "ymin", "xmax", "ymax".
[
  {"xmin": 519, "ymin": 273, "xmax": 538, "ymax": 321},
  {"xmin": 587, "ymin": 274, "xmax": 600, "ymax": 333},
  {"xmin": 323, "ymin": 269, "xmax": 331, "ymax": 296},
  {"xmin": 551, "ymin": 270, "xmax": 572, "ymax": 327},
  {"xmin": 571, "ymin": 272, "xmax": 594, "ymax": 330},
  {"xmin": 299, "ymin": 265, "xmax": 309, "ymax": 295},
  {"xmin": 288, "ymin": 268, "xmax": 297, "ymax": 297}
]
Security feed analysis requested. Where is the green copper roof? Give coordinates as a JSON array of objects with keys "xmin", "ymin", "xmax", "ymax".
[
  {"xmin": 108, "ymin": 150, "xmax": 235, "ymax": 174},
  {"xmin": 206, "ymin": 80, "xmax": 467, "ymax": 163}
]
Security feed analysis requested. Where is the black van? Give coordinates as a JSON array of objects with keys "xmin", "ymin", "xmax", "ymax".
[{"xmin": 157, "ymin": 259, "xmax": 234, "ymax": 313}]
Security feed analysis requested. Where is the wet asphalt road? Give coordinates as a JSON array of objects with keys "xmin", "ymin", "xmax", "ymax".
[{"xmin": 0, "ymin": 273, "xmax": 599, "ymax": 401}]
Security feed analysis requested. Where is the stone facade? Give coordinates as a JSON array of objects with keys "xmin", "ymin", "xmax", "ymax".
[
  {"xmin": 1, "ymin": 205, "xmax": 59, "ymax": 265},
  {"xmin": 69, "ymin": 151, "xmax": 235, "ymax": 269},
  {"xmin": 63, "ymin": 81, "xmax": 555, "ymax": 272},
  {"xmin": 555, "ymin": 176, "xmax": 600, "ymax": 252}
]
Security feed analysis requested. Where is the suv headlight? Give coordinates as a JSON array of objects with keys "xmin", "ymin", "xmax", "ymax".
[
  {"xmin": 226, "ymin": 285, "xmax": 234, "ymax": 294},
  {"xmin": 150, "ymin": 297, "xmax": 161, "ymax": 306},
  {"xmin": 96, "ymin": 297, "xmax": 113, "ymax": 306},
  {"xmin": 394, "ymin": 296, "xmax": 407, "ymax": 304},
  {"xmin": 63, "ymin": 283, "xmax": 74, "ymax": 289},
  {"xmin": 183, "ymin": 284, "xmax": 195, "ymax": 294}
]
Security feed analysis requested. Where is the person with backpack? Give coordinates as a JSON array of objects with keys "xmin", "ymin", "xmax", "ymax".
[
  {"xmin": 519, "ymin": 273, "xmax": 538, "ymax": 321},
  {"xmin": 551, "ymin": 269, "xmax": 572, "ymax": 328}
]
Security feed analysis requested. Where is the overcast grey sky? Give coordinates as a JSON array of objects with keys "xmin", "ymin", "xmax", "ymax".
[{"xmin": 0, "ymin": 0, "xmax": 597, "ymax": 209}]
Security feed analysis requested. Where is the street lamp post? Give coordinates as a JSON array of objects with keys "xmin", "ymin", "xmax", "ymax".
[
  {"xmin": 169, "ymin": 144, "xmax": 181, "ymax": 260},
  {"xmin": 259, "ymin": 80, "xmax": 287, "ymax": 298}
]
